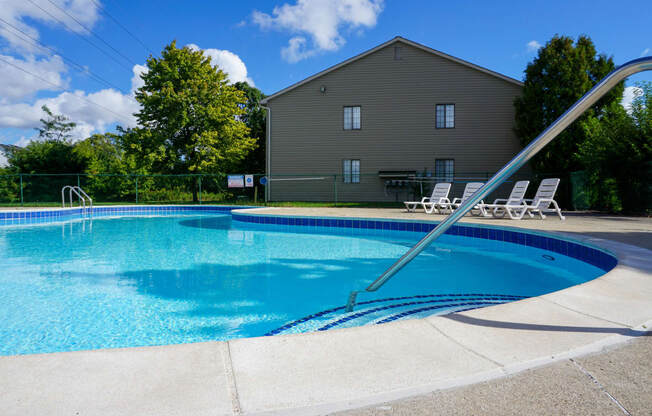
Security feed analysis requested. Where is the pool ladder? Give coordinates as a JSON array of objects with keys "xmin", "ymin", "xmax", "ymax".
[
  {"xmin": 61, "ymin": 186, "xmax": 93, "ymax": 217},
  {"xmin": 345, "ymin": 56, "xmax": 652, "ymax": 312}
]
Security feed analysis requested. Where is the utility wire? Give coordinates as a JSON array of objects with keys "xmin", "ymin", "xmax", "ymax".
[
  {"xmin": 0, "ymin": 16, "xmax": 136, "ymax": 99},
  {"xmin": 0, "ymin": 55, "xmax": 136, "ymax": 126},
  {"xmin": 89, "ymin": 0, "xmax": 154, "ymax": 56},
  {"xmin": 24, "ymin": 0, "xmax": 133, "ymax": 72},
  {"xmin": 42, "ymin": 0, "xmax": 139, "ymax": 67}
]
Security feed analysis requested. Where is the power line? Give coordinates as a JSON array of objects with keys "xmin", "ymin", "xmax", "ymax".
[
  {"xmin": 42, "ymin": 0, "xmax": 139, "ymax": 67},
  {"xmin": 0, "ymin": 16, "xmax": 136, "ymax": 99},
  {"xmin": 24, "ymin": 0, "xmax": 133, "ymax": 72},
  {"xmin": 0, "ymin": 55, "xmax": 137, "ymax": 126},
  {"xmin": 89, "ymin": 0, "xmax": 155, "ymax": 56}
]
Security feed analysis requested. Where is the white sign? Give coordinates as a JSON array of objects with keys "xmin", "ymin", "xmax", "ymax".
[
  {"xmin": 228, "ymin": 175, "xmax": 244, "ymax": 188},
  {"xmin": 245, "ymin": 174, "xmax": 254, "ymax": 187}
]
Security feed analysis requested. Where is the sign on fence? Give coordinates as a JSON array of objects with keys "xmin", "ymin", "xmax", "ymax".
[
  {"xmin": 245, "ymin": 174, "xmax": 254, "ymax": 187},
  {"xmin": 227, "ymin": 175, "xmax": 244, "ymax": 188}
]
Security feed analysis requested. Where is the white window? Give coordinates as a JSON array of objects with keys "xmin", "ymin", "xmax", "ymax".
[
  {"xmin": 435, "ymin": 159, "xmax": 454, "ymax": 182},
  {"xmin": 343, "ymin": 159, "xmax": 360, "ymax": 183},
  {"xmin": 343, "ymin": 106, "xmax": 361, "ymax": 130},
  {"xmin": 436, "ymin": 104, "xmax": 455, "ymax": 128}
]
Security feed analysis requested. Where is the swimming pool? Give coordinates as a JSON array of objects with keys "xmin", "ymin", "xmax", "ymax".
[{"xmin": 0, "ymin": 206, "xmax": 616, "ymax": 356}]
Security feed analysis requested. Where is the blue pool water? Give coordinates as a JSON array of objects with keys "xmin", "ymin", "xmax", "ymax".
[{"xmin": 0, "ymin": 212, "xmax": 610, "ymax": 355}]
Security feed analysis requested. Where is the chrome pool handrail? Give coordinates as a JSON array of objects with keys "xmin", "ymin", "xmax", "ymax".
[
  {"xmin": 61, "ymin": 185, "xmax": 93, "ymax": 216},
  {"xmin": 345, "ymin": 56, "xmax": 652, "ymax": 312}
]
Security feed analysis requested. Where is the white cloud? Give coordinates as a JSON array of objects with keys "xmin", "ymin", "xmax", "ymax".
[
  {"xmin": 186, "ymin": 44, "xmax": 254, "ymax": 85},
  {"xmin": 253, "ymin": 0, "xmax": 384, "ymax": 62},
  {"xmin": 0, "ymin": 54, "xmax": 68, "ymax": 102},
  {"xmin": 0, "ymin": 1, "xmax": 146, "ymax": 145},
  {"xmin": 526, "ymin": 40, "xmax": 542, "ymax": 53},
  {"xmin": 0, "ymin": 0, "xmax": 101, "ymax": 53},
  {"xmin": 0, "ymin": 87, "xmax": 140, "ymax": 143},
  {"xmin": 281, "ymin": 36, "xmax": 315, "ymax": 62},
  {"xmin": 640, "ymin": 48, "xmax": 650, "ymax": 57},
  {"xmin": 130, "ymin": 64, "xmax": 148, "ymax": 93},
  {"xmin": 621, "ymin": 86, "xmax": 643, "ymax": 113}
]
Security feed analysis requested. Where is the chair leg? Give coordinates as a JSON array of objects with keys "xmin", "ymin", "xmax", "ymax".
[
  {"xmin": 506, "ymin": 206, "xmax": 524, "ymax": 220},
  {"xmin": 551, "ymin": 201, "xmax": 565, "ymax": 220},
  {"xmin": 493, "ymin": 207, "xmax": 506, "ymax": 218}
]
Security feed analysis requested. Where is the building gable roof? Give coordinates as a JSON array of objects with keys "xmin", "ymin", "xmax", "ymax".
[{"xmin": 261, "ymin": 36, "xmax": 523, "ymax": 104}]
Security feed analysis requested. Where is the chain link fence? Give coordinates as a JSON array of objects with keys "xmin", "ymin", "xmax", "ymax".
[
  {"xmin": 0, "ymin": 173, "xmax": 266, "ymax": 206},
  {"xmin": 0, "ymin": 171, "xmax": 583, "ymax": 208}
]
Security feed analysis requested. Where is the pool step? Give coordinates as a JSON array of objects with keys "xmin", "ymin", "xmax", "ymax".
[{"xmin": 267, "ymin": 293, "xmax": 527, "ymax": 336}]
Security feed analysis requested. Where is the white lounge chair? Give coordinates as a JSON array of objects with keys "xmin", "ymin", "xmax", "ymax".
[
  {"xmin": 477, "ymin": 180, "xmax": 530, "ymax": 217},
  {"xmin": 437, "ymin": 182, "xmax": 485, "ymax": 214},
  {"xmin": 503, "ymin": 178, "xmax": 565, "ymax": 220},
  {"xmin": 404, "ymin": 183, "xmax": 451, "ymax": 213}
]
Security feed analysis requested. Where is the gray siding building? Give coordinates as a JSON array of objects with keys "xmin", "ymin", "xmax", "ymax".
[{"xmin": 261, "ymin": 37, "xmax": 524, "ymax": 202}]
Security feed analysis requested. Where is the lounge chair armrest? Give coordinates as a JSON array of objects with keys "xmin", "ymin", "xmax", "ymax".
[{"xmin": 492, "ymin": 198, "xmax": 508, "ymax": 204}]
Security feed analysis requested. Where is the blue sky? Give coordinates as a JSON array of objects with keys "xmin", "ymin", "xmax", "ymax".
[{"xmin": 0, "ymin": 0, "xmax": 650, "ymax": 149}]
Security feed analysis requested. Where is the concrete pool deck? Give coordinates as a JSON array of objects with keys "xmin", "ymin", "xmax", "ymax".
[{"xmin": 0, "ymin": 207, "xmax": 650, "ymax": 415}]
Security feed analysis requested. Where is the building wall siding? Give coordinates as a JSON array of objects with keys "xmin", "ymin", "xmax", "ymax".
[{"xmin": 266, "ymin": 40, "xmax": 524, "ymax": 201}]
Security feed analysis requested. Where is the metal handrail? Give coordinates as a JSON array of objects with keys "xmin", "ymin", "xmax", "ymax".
[
  {"xmin": 61, "ymin": 185, "xmax": 93, "ymax": 216},
  {"xmin": 345, "ymin": 56, "xmax": 652, "ymax": 312}
]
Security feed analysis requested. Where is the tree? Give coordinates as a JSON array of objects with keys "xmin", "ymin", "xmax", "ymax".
[
  {"xmin": 7, "ymin": 106, "xmax": 85, "ymax": 202},
  {"xmin": 35, "ymin": 105, "xmax": 77, "ymax": 142},
  {"xmin": 74, "ymin": 133, "xmax": 136, "ymax": 201},
  {"xmin": 74, "ymin": 133, "xmax": 130, "ymax": 175},
  {"xmin": 577, "ymin": 82, "xmax": 651, "ymax": 213},
  {"xmin": 514, "ymin": 35, "xmax": 624, "ymax": 174},
  {"xmin": 126, "ymin": 41, "xmax": 256, "ymax": 200},
  {"xmin": 233, "ymin": 82, "xmax": 266, "ymax": 173},
  {"xmin": 10, "ymin": 106, "xmax": 85, "ymax": 174}
]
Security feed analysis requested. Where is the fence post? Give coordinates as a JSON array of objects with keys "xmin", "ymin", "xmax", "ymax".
[
  {"xmin": 198, "ymin": 176, "xmax": 202, "ymax": 205},
  {"xmin": 19, "ymin": 174, "xmax": 23, "ymax": 207},
  {"xmin": 77, "ymin": 174, "xmax": 80, "ymax": 188},
  {"xmin": 333, "ymin": 174, "xmax": 338, "ymax": 207},
  {"xmin": 135, "ymin": 176, "xmax": 139, "ymax": 204}
]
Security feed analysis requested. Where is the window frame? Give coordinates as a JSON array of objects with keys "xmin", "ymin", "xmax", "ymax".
[
  {"xmin": 434, "ymin": 159, "xmax": 455, "ymax": 182},
  {"xmin": 343, "ymin": 105, "xmax": 361, "ymax": 130},
  {"xmin": 394, "ymin": 46, "xmax": 402, "ymax": 60},
  {"xmin": 435, "ymin": 104, "xmax": 455, "ymax": 129},
  {"xmin": 342, "ymin": 159, "xmax": 361, "ymax": 183}
]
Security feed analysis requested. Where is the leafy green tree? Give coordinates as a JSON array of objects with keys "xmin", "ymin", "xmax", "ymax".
[
  {"xmin": 514, "ymin": 35, "xmax": 624, "ymax": 174},
  {"xmin": 74, "ymin": 133, "xmax": 136, "ymax": 201},
  {"xmin": 577, "ymin": 82, "xmax": 651, "ymax": 213},
  {"xmin": 6, "ymin": 106, "xmax": 85, "ymax": 202},
  {"xmin": 234, "ymin": 81, "xmax": 266, "ymax": 173},
  {"xmin": 7, "ymin": 139, "xmax": 86, "ymax": 202},
  {"xmin": 0, "ymin": 166, "xmax": 19, "ymax": 203},
  {"xmin": 36, "ymin": 105, "xmax": 77, "ymax": 142},
  {"xmin": 126, "ymin": 41, "xmax": 256, "ymax": 200}
]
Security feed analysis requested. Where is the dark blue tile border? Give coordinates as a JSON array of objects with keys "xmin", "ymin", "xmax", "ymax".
[
  {"xmin": 265, "ymin": 293, "xmax": 526, "ymax": 336},
  {"xmin": 231, "ymin": 212, "xmax": 617, "ymax": 272},
  {"xmin": 0, "ymin": 205, "xmax": 252, "ymax": 226}
]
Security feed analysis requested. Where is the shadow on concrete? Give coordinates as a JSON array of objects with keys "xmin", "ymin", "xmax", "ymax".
[
  {"xmin": 563, "ymin": 231, "xmax": 652, "ymax": 251},
  {"xmin": 444, "ymin": 314, "xmax": 651, "ymax": 337}
]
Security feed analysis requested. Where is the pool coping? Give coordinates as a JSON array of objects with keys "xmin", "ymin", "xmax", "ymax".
[{"xmin": 0, "ymin": 206, "xmax": 650, "ymax": 415}]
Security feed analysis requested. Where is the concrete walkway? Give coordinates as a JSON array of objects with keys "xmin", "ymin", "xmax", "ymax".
[
  {"xmin": 0, "ymin": 207, "xmax": 650, "ymax": 415},
  {"xmin": 337, "ymin": 336, "xmax": 651, "ymax": 416}
]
